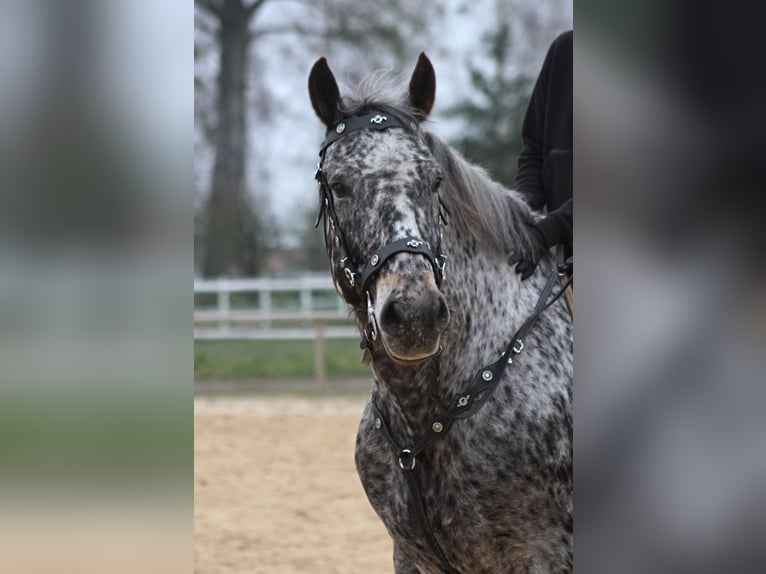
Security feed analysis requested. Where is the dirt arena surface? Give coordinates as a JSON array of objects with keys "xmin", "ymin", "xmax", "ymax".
[{"xmin": 195, "ymin": 395, "xmax": 393, "ymax": 573}]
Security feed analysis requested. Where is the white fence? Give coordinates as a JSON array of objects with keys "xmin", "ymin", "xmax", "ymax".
[
  {"xmin": 194, "ymin": 275, "xmax": 360, "ymax": 386},
  {"xmin": 193, "ymin": 275, "xmax": 357, "ymax": 341}
]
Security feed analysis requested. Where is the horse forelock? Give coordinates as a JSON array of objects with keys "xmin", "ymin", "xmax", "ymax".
[{"xmin": 338, "ymin": 70, "xmax": 423, "ymax": 124}]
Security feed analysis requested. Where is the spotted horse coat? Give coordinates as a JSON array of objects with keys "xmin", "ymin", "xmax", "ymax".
[{"xmin": 308, "ymin": 54, "xmax": 573, "ymax": 574}]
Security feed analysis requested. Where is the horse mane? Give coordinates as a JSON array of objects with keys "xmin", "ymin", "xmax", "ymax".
[
  {"xmin": 339, "ymin": 71, "xmax": 538, "ymax": 261},
  {"xmin": 421, "ymin": 132, "xmax": 537, "ymax": 259}
]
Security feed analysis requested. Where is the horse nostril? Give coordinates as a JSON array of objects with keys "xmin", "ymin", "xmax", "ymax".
[
  {"xmin": 380, "ymin": 295, "xmax": 449, "ymax": 339},
  {"xmin": 380, "ymin": 300, "xmax": 406, "ymax": 337}
]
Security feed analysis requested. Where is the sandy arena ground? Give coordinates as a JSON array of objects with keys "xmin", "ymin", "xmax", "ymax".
[{"xmin": 195, "ymin": 395, "xmax": 393, "ymax": 573}]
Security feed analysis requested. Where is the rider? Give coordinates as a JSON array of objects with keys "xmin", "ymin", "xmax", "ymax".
[{"xmin": 512, "ymin": 30, "xmax": 573, "ymax": 280}]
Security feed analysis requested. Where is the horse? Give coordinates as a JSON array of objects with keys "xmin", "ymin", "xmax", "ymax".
[{"xmin": 308, "ymin": 53, "xmax": 573, "ymax": 574}]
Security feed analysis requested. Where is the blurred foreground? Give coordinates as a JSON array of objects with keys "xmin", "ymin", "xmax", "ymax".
[
  {"xmin": 574, "ymin": 4, "xmax": 766, "ymax": 570},
  {"xmin": 0, "ymin": 2, "xmax": 192, "ymax": 573}
]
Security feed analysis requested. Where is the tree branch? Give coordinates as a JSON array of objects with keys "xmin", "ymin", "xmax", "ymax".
[
  {"xmin": 245, "ymin": 0, "xmax": 270, "ymax": 16},
  {"xmin": 195, "ymin": 0, "xmax": 223, "ymax": 17},
  {"xmin": 195, "ymin": 13, "xmax": 218, "ymax": 37},
  {"xmin": 261, "ymin": 0, "xmax": 320, "ymax": 7},
  {"xmin": 251, "ymin": 23, "xmax": 327, "ymax": 40}
]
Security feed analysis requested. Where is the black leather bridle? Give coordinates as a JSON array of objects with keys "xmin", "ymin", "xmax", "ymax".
[{"xmin": 314, "ymin": 110, "xmax": 447, "ymax": 346}]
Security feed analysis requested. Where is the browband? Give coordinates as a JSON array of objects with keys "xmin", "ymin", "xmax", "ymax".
[{"xmin": 319, "ymin": 111, "xmax": 416, "ymax": 156}]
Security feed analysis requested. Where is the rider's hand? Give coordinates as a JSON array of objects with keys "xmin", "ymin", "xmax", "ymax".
[{"xmin": 510, "ymin": 226, "xmax": 548, "ymax": 280}]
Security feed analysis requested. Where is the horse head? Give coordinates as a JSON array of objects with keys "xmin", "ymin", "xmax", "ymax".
[{"xmin": 308, "ymin": 54, "xmax": 450, "ymax": 363}]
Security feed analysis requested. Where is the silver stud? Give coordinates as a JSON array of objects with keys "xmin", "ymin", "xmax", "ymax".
[
  {"xmin": 409, "ymin": 121, "xmax": 417, "ymax": 130},
  {"xmin": 375, "ymin": 418, "xmax": 381, "ymax": 429},
  {"xmin": 507, "ymin": 356, "xmax": 513, "ymax": 364},
  {"xmin": 371, "ymin": 254, "xmax": 379, "ymax": 266},
  {"xmin": 457, "ymin": 395, "xmax": 470, "ymax": 408},
  {"xmin": 335, "ymin": 122, "xmax": 345, "ymax": 134},
  {"xmin": 482, "ymin": 370, "xmax": 493, "ymax": 382},
  {"xmin": 432, "ymin": 421, "xmax": 443, "ymax": 433}
]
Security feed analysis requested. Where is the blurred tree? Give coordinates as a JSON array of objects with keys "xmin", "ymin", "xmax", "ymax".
[
  {"xmin": 446, "ymin": 14, "xmax": 534, "ymax": 188},
  {"xmin": 194, "ymin": 0, "xmax": 442, "ymax": 277},
  {"xmin": 195, "ymin": 0, "xmax": 260, "ymax": 277}
]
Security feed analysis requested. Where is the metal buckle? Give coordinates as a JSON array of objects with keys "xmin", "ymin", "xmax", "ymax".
[
  {"xmin": 558, "ymin": 258, "xmax": 573, "ymax": 277},
  {"xmin": 398, "ymin": 449, "xmax": 416, "ymax": 470},
  {"xmin": 344, "ymin": 267, "xmax": 356, "ymax": 287},
  {"xmin": 512, "ymin": 339, "xmax": 524, "ymax": 354},
  {"xmin": 366, "ymin": 291, "xmax": 378, "ymax": 341},
  {"xmin": 436, "ymin": 254, "xmax": 447, "ymax": 282}
]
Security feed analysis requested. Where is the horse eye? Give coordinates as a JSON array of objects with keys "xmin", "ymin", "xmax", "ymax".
[{"xmin": 332, "ymin": 182, "xmax": 352, "ymax": 198}]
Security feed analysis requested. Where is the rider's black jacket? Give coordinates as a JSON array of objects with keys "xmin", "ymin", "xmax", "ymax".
[{"xmin": 515, "ymin": 30, "xmax": 573, "ymax": 258}]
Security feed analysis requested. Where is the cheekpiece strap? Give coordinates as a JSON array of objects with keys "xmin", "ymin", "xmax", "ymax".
[{"xmin": 319, "ymin": 111, "xmax": 415, "ymax": 156}]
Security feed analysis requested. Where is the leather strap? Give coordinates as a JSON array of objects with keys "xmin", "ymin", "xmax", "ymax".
[
  {"xmin": 319, "ymin": 111, "xmax": 414, "ymax": 156},
  {"xmin": 557, "ymin": 246, "xmax": 574, "ymax": 317},
  {"xmin": 372, "ymin": 401, "xmax": 458, "ymax": 573},
  {"xmin": 403, "ymin": 470, "xmax": 459, "ymax": 574},
  {"xmin": 358, "ymin": 237, "xmax": 443, "ymax": 293}
]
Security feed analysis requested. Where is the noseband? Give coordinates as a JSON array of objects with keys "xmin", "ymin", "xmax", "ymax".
[{"xmin": 314, "ymin": 110, "xmax": 447, "ymax": 345}]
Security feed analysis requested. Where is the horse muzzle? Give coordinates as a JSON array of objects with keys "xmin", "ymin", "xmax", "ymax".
[{"xmin": 374, "ymin": 271, "xmax": 449, "ymax": 362}]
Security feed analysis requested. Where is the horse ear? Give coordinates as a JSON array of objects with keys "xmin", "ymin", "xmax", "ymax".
[
  {"xmin": 408, "ymin": 52, "xmax": 436, "ymax": 118},
  {"xmin": 308, "ymin": 57, "xmax": 341, "ymax": 127}
]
